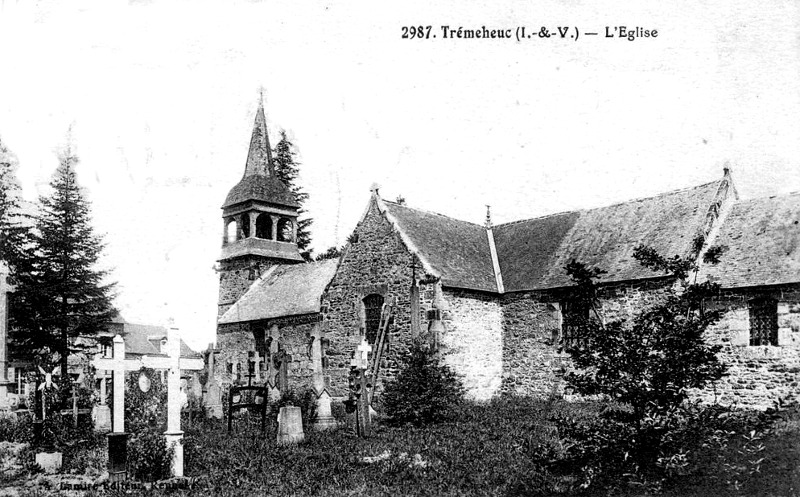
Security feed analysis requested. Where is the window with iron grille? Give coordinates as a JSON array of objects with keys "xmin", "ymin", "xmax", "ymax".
[
  {"xmin": 363, "ymin": 294, "xmax": 385, "ymax": 344},
  {"xmin": 749, "ymin": 298, "xmax": 778, "ymax": 346},
  {"xmin": 561, "ymin": 299, "xmax": 590, "ymax": 349}
]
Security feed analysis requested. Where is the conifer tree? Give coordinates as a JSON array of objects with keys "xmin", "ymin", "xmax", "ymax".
[
  {"xmin": 0, "ymin": 137, "xmax": 28, "ymax": 266},
  {"xmin": 13, "ymin": 146, "xmax": 116, "ymax": 380},
  {"xmin": 273, "ymin": 130, "xmax": 313, "ymax": 259},
  {"xmin": 0, "ymin": 137, "xmax": 36, "ymax": 366}
]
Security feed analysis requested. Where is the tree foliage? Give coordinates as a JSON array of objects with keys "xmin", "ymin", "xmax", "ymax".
[
  {"xmin": 382, "ymin": 341, "xmax": 465, "ymax": 426},
  {"xmin": 9, "ymin": 146, "xmax": 116, "ymax": 380},
  {"xmin": 0, "ymin": 137, "xmax": 29, "ymax": 270},
  {"xmin": 563, "ymin": 244, "xmax": 728, "ymax": 421},
  {"xmin": 273, "ymin": 130, "xmax": 313, "ymax": 259},
  {"xmin": 314, "ymin": 246, "xmax": 342, "ymax": 261}
]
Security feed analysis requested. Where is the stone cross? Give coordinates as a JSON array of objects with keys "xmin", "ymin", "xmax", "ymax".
[
  {"xmin": 353, "ymin": 339, "xmax": 371, "ymax": 370},
  {"xmin": 203, "ymin": 346, "xmax": 223, "ymax": 419},
  {"xmin": 311, "ymin": 322, "xmax": 335, "ymax": 430},
  {"xmin": 273, "ymin": 347, "xmax": 290, "ymax": 392},
  {"xmin": 92, "ymin": 328, "xmax": 203, "ymax": 477}
]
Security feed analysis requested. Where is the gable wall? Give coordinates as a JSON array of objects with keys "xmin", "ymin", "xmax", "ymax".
[{"xmin": 321, "ymin": 201, "xmax": 429, "ymax": 398}]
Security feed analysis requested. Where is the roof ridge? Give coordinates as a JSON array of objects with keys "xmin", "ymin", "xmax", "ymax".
[
  {"xmin": 383, "ymin": 199, "xmax": 485, "ymax": 228},
  {"xmin": 494, "ymin": 180, "xmax": 719, "ymax": 229}
]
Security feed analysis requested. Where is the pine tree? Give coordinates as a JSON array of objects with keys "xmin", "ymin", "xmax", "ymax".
[
  {"xmin": 0, "ymin": 137, "xmax": 28, "ymax": 266},
  {"xmin": 14, "ymin": 146, "xmax": 116, "ymax": 380},
  {"xmin": 273, "ymin": 130, "xmax": 313, "ymax": 259},
  {"xmin": 0, "ymin": 137, "xmax": 36, "ymax": 367}
]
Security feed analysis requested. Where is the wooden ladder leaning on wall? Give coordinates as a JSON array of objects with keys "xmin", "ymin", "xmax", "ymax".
[{"xmin": 368, "ymin": 297, "xmax": 395, "ymax": 404}]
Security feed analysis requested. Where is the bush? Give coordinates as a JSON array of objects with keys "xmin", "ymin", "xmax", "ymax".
[
  {"xmin": 539, "ymin": 402, "xmax": 769, "ymax": 493},
  {"xmin": 128, "ymin": 428, "xmax": 174, "ymax": 482},
  {"xmin": 124, "ymin": 367, "xmax": 167, "ymax": 433},
  {"xmin": 0, "ymin": 412, "xmax": 33, "ymax": 443},
  {"xmin": 381, "ymin": 341, "xmax": 465, "ymax": 426}
]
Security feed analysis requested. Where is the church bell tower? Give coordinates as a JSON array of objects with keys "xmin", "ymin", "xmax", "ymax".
[{"xmin": 217, "ymin": 101, "xmax": 304, "ymax": 317}]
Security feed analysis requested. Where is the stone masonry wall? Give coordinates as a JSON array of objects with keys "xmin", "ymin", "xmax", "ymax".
[
  {"xmin": 440, "ymin": 289, "xmax": 504, "ymax": 400},
  {"xmin": 500, "ymin": 279, "xmax": 674, "ymax": 397},
  {"xmin": 500, "ymin": 291, "xmax": 565, "ymax": 397},
  {"xmin": 321, "ymin": 200, "xmax": 427, "ymax": 398},
  {"xmin": 217, "ymin": 257, "xmax": 278, "ymax": 317},
  {"xmin": 216, "ymin": 319, "xmax": 316, "ymax": 391},
  {"xmin": 697, "ymin": 284, "xmax": 800, "ymax": 409},
  {"xmin": 501, "ymin": 279, "xmax": 800, "ymax": 409}
]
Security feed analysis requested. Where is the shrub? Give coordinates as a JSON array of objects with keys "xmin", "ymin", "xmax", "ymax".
[
  {"xmin": 124, "ymin": 367, "xmax": 167, "ymax": 433},
  {"xmin": 0, "ymin": 412, "xmax": 33, "ymax": 443},
  {"xmin": 128, "ymin": 428, "xmax": 174, "ymax": 482},
  {"xmin": 381, "ymin": 341, "xmax": 465, "ymax": 426}
]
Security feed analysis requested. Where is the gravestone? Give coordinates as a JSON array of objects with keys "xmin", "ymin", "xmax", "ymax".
[
  {"xmin": 92, "ymin": 371, "xmax": 112, "ymax": 432},
  {"xmin": 203, "ymin": 347, "xmax": 223, "ymax": 419},
  {"xmin": 346, "ymin": 339, "xmax": 372, "ymax": 437},
  {"xmin": 311, "ymin": 323, "xmax": 336, "ymax": 430},
  {"xmin": 272, "ymin": 347, "xmax": 289, "ymax": 394},
  {"xmin": 276, "ymin": 406, "xmax": 304, "ymax": 445},
  {"xmin": 92, "ymin": 327, "xmax": 203, "ymax": 479}
]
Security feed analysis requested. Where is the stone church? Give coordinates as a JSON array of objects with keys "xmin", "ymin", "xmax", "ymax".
[{"xmin": 216, "ymin": 103, "xmax": 800, "ymax": 411}]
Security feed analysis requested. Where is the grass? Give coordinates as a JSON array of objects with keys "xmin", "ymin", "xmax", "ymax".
[{"xmin": 6, "ymin": 397, "xmax": 800, "ymax": 496}]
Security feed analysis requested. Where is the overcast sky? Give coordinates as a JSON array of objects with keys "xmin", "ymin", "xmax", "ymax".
[{"xmin": 1, "ymin": 0, "xmax": 798, "ymax": 350}]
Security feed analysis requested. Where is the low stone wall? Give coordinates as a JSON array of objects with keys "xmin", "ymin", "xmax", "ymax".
[{"xmin": 440, "ymin": 289, "xmax": 504, "ymax": 400}]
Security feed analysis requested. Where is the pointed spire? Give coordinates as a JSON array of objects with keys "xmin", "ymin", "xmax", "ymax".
[
  {"xmin": 243, "ymin": 97, "xmax": 275, "ymax": 178},
  {"xmin": 485, "ymin": 205, "xmax": 493, "ymax": 229}
]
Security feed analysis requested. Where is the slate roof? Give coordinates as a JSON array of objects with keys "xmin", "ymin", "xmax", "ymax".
[
  {"xmin": 382, "ymin": 201, "xmax": 498, "ymax": 293},
  {"xmin": 698, "ymin": 192, "xmax": 800, "ymax": 288},
  {"xmin": 218, "ymin": 258, "xmax": 339, "ymax": 324},
  {"xmin": 493, "ymin": 211, "xmax": 581, "ymax": 291},
  {"xmin": 497, "ymin": 181, "xmax": 722, "ymax": 291},
  {"xmin": 120, "ymin": 323, "xmax": 200, "ymax": 358},
  {"xmin": 222, "ymin": 174, "xmax": 299, "ymax": 209}
]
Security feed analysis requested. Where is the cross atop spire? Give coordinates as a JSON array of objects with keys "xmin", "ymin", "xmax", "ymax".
[{"xmin": 243, "ymin": 97, "xmax": 275, "ymax": 178}]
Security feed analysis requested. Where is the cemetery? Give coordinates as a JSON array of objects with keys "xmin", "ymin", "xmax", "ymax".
[{"xmin": 0, "ymin": 316, "xmax": 799, "ymax": 496}]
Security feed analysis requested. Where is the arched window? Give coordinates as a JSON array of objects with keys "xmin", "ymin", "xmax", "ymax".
[
  {"xmin": 256, "ymin": 213, "xmax": 272, "ymax": 239},
  {"xmin": 225, "ymin": 220, "xmax": 237, "ymax": 244},
  {"xmin": 277, "ymin": 218, "xmax": 294, "ymax": 242},
  {"xmin": 363, "ymin": 294, "xmax": 385, "ymax": 344},
  {"xmin": 240, "ymin": 213, "xmax": 250, "ymax": 239}
]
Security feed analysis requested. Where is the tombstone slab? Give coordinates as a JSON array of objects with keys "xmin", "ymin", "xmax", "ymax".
[
  {"xmin": 277, "ymin": 406, "xmax": 304, "ymax": 445},
  {"xmin": 35, "ymin": 451, "xmax": 63, "ymax": 474},
  {"xmin": 314, "ymin": 390, "xmax": 337, "ymax": 431},
  {"xmin": 205, "ymin": 382, "xmax": 223, "ymax": 419},
  {"xmin": 92, "ymin": 404, "xmax": 112, "ymax": 433}
]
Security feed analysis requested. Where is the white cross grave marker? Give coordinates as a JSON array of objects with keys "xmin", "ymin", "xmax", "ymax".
[
  {"xmin": 91, "ymin": 326, "xmax": 203, "ymax": 477},
  {"xmin": 353, "ymin": 339, "xmax": 372, "ymax": 370}
]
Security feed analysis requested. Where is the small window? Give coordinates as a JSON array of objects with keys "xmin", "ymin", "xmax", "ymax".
[
  {"xmin": 561, "ymin": 299, "xmax": 590, "ymax": 349},
  {"xmin": 749, "ymin": 298, "xmax": 778, "ymax": 346},
  {"xmin": 363, "ymin": 294, "xmax": 385, "ymax": 344}
]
